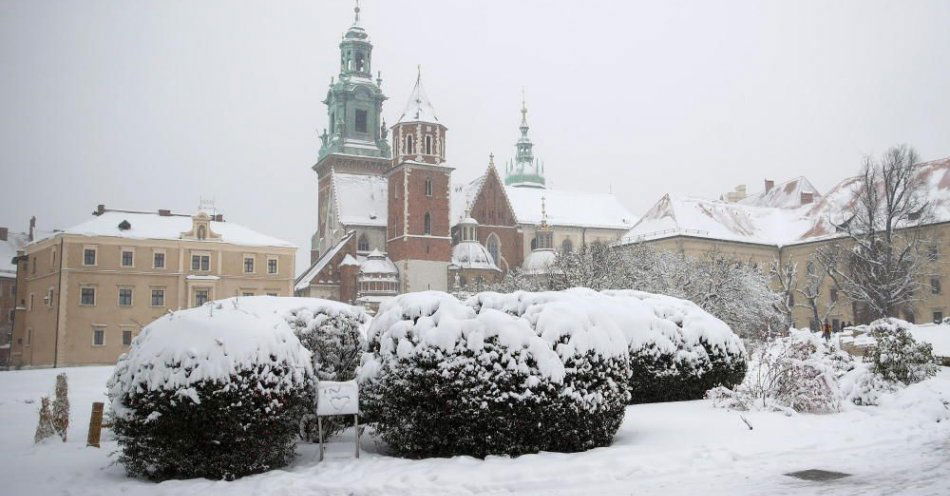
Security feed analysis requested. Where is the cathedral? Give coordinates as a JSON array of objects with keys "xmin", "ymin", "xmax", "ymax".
[{"xmin": 295, "ymin": 5, "xmax": 636, "ymax": 309}]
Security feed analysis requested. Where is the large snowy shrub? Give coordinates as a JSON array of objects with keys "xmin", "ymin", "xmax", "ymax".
[
  {"xmin": 597, "ymin": 290, "xmax": 746, "ymax": 404},
  {"xmin": 863, "ymin": 318, "xmax": 939, "ymax": 385},
  {"xmin": 361, "ymin": 291, "xmax": 631, "ymax": 458},
  {"xmin": 708, "ymin": 330, "xmax": 852, "ymax": 413},
  {"xmin": 108, "ymin": 297, "xmax": 314, "ymax": 481},
  {"xmin": 283, "ymin": 300, "xmax": 368, "ymax": 441}
]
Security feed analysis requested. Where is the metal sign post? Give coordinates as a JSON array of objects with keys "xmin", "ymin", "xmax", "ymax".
[{"xmin": 315, "ymin": 380, "xmax": 360, "ymax": 462}]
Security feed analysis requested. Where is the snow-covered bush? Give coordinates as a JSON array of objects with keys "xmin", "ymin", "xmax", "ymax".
[
  {"xmin": 863, "ymin": 318, "xmax": 939, "ymax": 385},
  {"xmin": 283, "ymin": 301, "xmax": 368, "ymax": 441},
  {"xmin": 52, "ymin": 373, "xmax": 69, "ymax": 441},
  {"xmin": 361, "ymin": 291, "xmax": 631, "ymax": 458},
  {"xmin": 33, "ymin": 396, "xmax": 54, "ymax": 444},
  {"xmin": 708, "ymin": 330, "xmax": 852, "ymax": 413},
  {"xmin": 108, "ymin": 297, "xmax": 314, "ymax": 481},
  {"xmin": 598, "ymin": 290, "xmax": 746, "ymax": 404}
]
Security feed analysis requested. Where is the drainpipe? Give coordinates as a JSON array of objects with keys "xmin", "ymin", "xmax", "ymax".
[{"xmin": 52, "ymin": 236, "xmax": 65, "ymax": 367}]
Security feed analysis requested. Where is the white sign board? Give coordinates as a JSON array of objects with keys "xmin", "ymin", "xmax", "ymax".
[{"xmin": 316, "ymin": 380, "xmax": 359, "ymax": 416}]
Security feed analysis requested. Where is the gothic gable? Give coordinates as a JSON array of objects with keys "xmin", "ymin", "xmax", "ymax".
[{"xmin": 469, "ymin": 165, "xmax": 518, "ymax": 227}]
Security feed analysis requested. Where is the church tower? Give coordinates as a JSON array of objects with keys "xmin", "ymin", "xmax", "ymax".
[
  {"xmin": 504, "ymin": 91, "xmax": 546, "ymax": 188},
  {"xmin": 386, "ymin": 70, "xmax": 453, "ymax": 292},
  {"xmin": 311, "ymin": 3, "xmax": 392, "ymax": 262}
]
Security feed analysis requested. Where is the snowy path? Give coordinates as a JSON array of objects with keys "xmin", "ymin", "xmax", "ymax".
[{"xmin": 1, "ymin": 366, "xmax": 948, "ymax": 496}]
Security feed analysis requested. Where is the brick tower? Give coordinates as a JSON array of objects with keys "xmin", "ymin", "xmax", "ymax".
[{"xmin": 386, "ymin": 69, "xmax": 453, "ymax": 292}]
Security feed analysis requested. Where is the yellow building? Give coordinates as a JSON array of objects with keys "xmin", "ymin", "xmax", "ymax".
[
  {"xmin": 621, "ymin": 159, "xmax": 950, "ymax": 329},
  {"xmin": 9, "ymin": 206, "xmax": 296, "ymax": 367}
]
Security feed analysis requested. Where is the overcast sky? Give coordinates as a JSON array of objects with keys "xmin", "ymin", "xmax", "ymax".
[{"xmin": 2, "ymin": 0, "xmax": 949, "ymax": 272}]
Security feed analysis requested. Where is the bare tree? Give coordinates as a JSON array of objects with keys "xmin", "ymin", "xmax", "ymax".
[
  {"xmin": 797, "ymin": 256, "xmax": 837, "ymax": 329},
  {"xmin": 769, "ymin": 260, "xmax": 797, "ymax": 329},
  {"xmin": 816, "ymin": 145, "xmax": 932, "ymax": 321}
]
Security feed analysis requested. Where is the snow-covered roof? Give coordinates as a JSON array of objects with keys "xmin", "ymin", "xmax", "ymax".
[
  {"xmin": 522, "ymin": 249, "xmax": 557, "ymax": 275},
  {"xmin": 295, "ymin": 232, "xmax": 354, "ymax": 291},
  {"xmin": 396, "ymin": 73, "xmax": 439, "ymax": 124},
  {"xmin": 450, "ymin": 175, "xmax": 486, "ymax": 225},
  {"xmin": 623, "ymin": 194, "xmax": 813, "ymax": 246},
  {"xmin": 451, "ymin": 241, "xmax": 499, "ymax": 271},
  {"xmin": 505, "ymin": 186, "xmax": 637, "ymax": 230},
  {"xmin": 740, "ymin": 176, "xmax": 822, "ymax": 209},
  {"xmin": 54, "ymin": 210, "xmax": 294, "ymax": 248},
  {"xmin": 0, "ymin": 231, "xmax": 29, "ymax": 279},
  {"xmin": 333, "ymin": 173, "xmax": 388, "ymax": 227},
  {"xmin": 623, "ymin": 157, "xmax": 950, "ymax": 247},
  {"xmin": 360, "ymin": 250, "xmax": 398, "ymax": 275}
]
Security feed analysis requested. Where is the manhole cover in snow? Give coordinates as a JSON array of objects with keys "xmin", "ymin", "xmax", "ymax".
[{"xmin": 785, "ymin": 469, "xmax": 851, "ymax": 481}]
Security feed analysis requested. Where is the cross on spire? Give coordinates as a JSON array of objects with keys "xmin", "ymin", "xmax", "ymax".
[{"xmin": 354, "ymin": 0, "xmax": 360, "ymax": 23}]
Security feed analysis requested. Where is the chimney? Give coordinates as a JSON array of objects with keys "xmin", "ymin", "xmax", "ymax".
[
  {"xmin": 158, "ymin": 209, "xmax": 172, "ymax": 217},
  {"xmin": 95, "ymin": 204, "xmax": 106, "ymax": 216},
  {"xmin": 0, "ymin": 227, "xmax": 7, "ymax": 241},
  {"xmin": 801, "ymin": 192, "xmax": 814, "ymax": 205},
  {"xmin": 765, "ymin": 179, "xmax": 774, "ymax": 192},
  {"xmin": 214, "ymin": 214, "xmax": 224, "ymax": 222},
  {"xmin": 28, "ymin": 216, "xmax": 36, "ymax": 241}
]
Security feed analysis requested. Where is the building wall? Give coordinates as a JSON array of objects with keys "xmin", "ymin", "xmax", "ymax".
[
  {"xmin": 632, "ymin": 221, "xmax": 950, "ymax": 329},
  {"xmin": 0, "ymin": 277, "xmax": 16, "ymax": 352},
  {"xmin": 520, "ymin": 225, "xmax": 629, "ymax": 261},
  {"xmin": 402, "ymin": 259, "xmax": 449, "ymax": 292},
  {"xmin": 10, "ymin": 234, "xmax": 295, "ymax": 367}
]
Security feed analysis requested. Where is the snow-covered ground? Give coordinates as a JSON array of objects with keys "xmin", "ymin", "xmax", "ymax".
[{"xmin": 1, "ymin": 365, "xmax": 949, "ymax": 496}]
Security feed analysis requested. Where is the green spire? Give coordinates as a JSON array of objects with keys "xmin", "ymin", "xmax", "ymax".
[
  {"xmin": 317, "ymin": 1, "xmax": 391, "ymax": 161},
  {"xmin": 504, "ymin": 89, "xmax": 545, "ymax": 188}
]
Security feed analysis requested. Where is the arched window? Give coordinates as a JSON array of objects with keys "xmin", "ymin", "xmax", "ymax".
[
  {"xmin": 486, "ymin": 233, "xmax": 500, "ymax": 263},
  {"xmin": 423, "ymin": 212, "xmax": 431, "ymax": 235},
  {"xmin": 424, "ymin": 178, "xmax": 432, "ymax": 196},
  {"xmin": 405, "ymin": 134, "xmax": 415, "ymax": 154},
  {"xmin": 354, "ymin": 52, "xmax": 365, "ymax": 72},
  {"xmin": 561, "ymin": 238, "xmax": 573, "ymax": 253},
  {"xmin": 357, "ymin": 234, "xmax": 369, "ymax": 252},
  {"xmin": 197, "ymin": 225, "xmax": 206, "ymax": 240},
  {"xmin": 425, "ymin": 135, "xmax": 432, "ymax": 154}
]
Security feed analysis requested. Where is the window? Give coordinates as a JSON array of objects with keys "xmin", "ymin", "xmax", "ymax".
[
  {"xmin": 935, "ymin": 312, "xmax": 945, "ymax": 324},
  {"xmin": 424, "ymin": 178, "xmax": 433, "ymax": 196},
  {"xmin": 830, "ymin": 288, "xmax": 838, "ymax": 303},
  {"xmin": 561, "ymin": 239, "xmax": 573, "ymax": 254},
  {"xmin": 122, "ymin": 329, "xmax": 133, "ymax": 346},
  {"xmin": 806, "ymin": 261, "xmax": 815, "ymax": 275},
  {"xmin": 29, "ymin": 293, "xmax": 34, "ymax": 311},
  {"xmin": 118, "ymin": 288, "xmax": 133, "ymax": 307},
  {"xmin": 194, "ymin": 289, "xmax": 210, "ymax": 307},
  {"xmin": 242, "ymin": 292, "xmax": 254, "ymax": 297},
  {"xmin": 531, "ymin": 237, "xmax": 538, "ymax": 251},
  {"xmin": 51, "ymin": 247, "xmax": 56, "ymax": 267},
  {"xmin": 26, "ymin": 328, "xmax": 32, "ymax": 346},
  {"xmin": 928, "ymin": 244, "xmax": 939, "ymax": 262},
  {"xmin": 405, "ymin": 134, "xmax": 415, "ymax": 154},
  {"xmin": 191, "ymin": 254, "xmax": 210, "ymax": 271},
  {"xmin": 80, "ymin": 287, "xmax": 95, "ymax": 306},
  {"xmin": 423, "ymin": 212, "xmax": 431, "ymax": 235},
  {"xmin": 93, "ymin": 327, "xmax": 105, "ymax": 347},
  {"xmin": 153, "ymin": 251, "xmax": 165, "ymax": 269},
  {"xmin": 244, "ymin": 256, "xmax": 255, "ymax": 273},
  {"xmin": 151, "ymin": 288, "xmax": 165, "ymax": 307},
  {"xmin": 84, "ymin": 247, "xmax": 97, "ymax": 266},
  {"xmin": 358, "ymin": 234, "xmax": 369, "ymax": 252},
  {"xmin": 354, "ymin": 52, "xmax": 365, "ymax": 72},
  {"xmin": 121, "ymin": 249, "xmax": 133, "ymax": 267},
  {"xmin": 932, "ymin": 277, "xmax": 942, "ymax": 295},
  {"xmin": 266, "ymin": 292, "xmax": 278, "ymax": 297},
  {"xmin": 355, "ymin": 109, "xmax": 368, "ymax": 133},
  {"xmin": 31, "ymin": 256, "xmax": 35, "ymax": 274},
  {"xmin": 267, "ymin": 258, "xmax": 278, "ymax": 274},
  {"xmin": 487, "ymin": 236, "xmax": 499, "ymax": 263},
  {"xmin": 46, "ymin": 287, "xmax": 54, "ymax": 307},
  {"xmin": 425, "ymin": 135, "xmax": 432, "ymax": 154}
]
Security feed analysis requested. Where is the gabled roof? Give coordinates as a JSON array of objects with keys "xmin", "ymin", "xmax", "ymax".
[
  {"xmin": 56, "ymin": 210, "xmax": 294, "ymax": 248},
  {"xmin": 450, "ymin": 174, "xmax": 486, "ymax": 225},
  {"xmin": 741, "ymin": 176, "xmax": 821, "ymax": 209},
  {"xmin": 504, "ymin": 186, "xmax": 637, "ymax": 230},
  {"xmin": 396, "ymin": 72, "xmax": 439, "ymax": 124},
  {"xmin": 294, "ymin": 232, "xmax": 354, "ymax": 291},
  {"xmin": 332, "ymin": 173, "xmax": 388, "ymax": 227}
]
